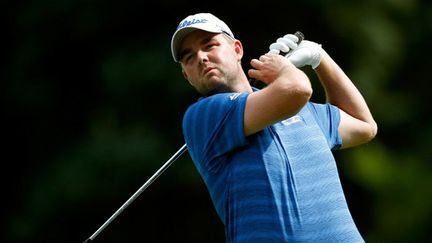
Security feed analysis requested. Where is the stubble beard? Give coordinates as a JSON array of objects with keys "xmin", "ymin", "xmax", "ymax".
[{"xmin": 200, "ymin": 68, "xmax": 238, "ymax": 96}]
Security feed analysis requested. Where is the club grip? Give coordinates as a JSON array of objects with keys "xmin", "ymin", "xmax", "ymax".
[
  {"xmin": 250, "ymin": 31, "xmax": 305, "ymax": 86},
  {"xmin": 294, "ymin": 31, "xmax": 304, "ymax": 43},
  {"xmin": 279, "ymin": 31, "xmax": 304, "ymax": 56}
]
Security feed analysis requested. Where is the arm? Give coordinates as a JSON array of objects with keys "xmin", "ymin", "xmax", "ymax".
[
  {"xmin": 314, "ymin": 49, "xmax": 378, "ymax": 149},
  {"xmin": 245, "ymin": 53, "xmax": 312, "ymax": 136}
]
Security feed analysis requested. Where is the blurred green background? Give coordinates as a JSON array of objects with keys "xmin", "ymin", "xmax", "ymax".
[{"xmin": 3, "ymin": 0, "xmax": 431, "ymax": 242}]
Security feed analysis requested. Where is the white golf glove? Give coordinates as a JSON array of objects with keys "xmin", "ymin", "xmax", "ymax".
[
  {"xmin": 269, "ymin": 34, "xmax": 322, "ymax": 69},
  {"xmin": 268, "ymin": 34, "xmax": 300, "ymax": 55},
  {"xmin": 287, "ymin": 40, "xmax": 322, "ymax": 69}
]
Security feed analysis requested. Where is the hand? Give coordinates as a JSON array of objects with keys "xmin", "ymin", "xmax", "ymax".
[
  {"xmin": 286, "ymin": 40, "xmax": 322, "ymax": 69},
  {"xmin": 248, "ymin": 53, "xmax": 296, "ymax": 85},
  {"xmin": 268, "ymin": 34, "xmax": 300, "ymax": 55}
]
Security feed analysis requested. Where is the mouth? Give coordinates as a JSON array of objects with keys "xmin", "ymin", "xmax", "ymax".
[{"xmin": 203, "ymin": 67, "xmax": 215, "ymax": 76}]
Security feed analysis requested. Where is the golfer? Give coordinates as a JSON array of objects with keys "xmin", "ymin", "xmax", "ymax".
[{"xmin": 171, "ymin": 12, "xmax": 377, "ymax": 242}]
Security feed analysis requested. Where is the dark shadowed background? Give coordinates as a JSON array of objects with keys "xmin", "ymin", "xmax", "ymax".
[{"xmin": 3, "ymin": 0, "xmax": 432, "ymax": 242}]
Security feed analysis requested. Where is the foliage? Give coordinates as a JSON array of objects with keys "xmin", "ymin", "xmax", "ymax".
[{"xmin": 3, "ymin": 0, "xmax": 431, "ymax": 242}]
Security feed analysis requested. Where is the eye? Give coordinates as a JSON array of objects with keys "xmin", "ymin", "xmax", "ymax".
[
  {"xmin": 183, "ymin": 53, "xmax": 195, "ymax": 64},
  {"xmin": 205, "ymin": 40, "xmax": 218, "ymax": 50}
]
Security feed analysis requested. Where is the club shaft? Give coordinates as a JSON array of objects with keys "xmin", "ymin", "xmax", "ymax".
[{"xmin": 85, "ymin": 144, "xmax": 188, "ymax": 242}]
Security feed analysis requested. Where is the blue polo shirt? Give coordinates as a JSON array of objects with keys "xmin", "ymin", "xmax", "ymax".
[{"xmin": 182, "ymin": 92, "xmax": 364, "ymax": 243}]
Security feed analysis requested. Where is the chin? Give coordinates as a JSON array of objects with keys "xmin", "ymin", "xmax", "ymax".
[{"xmin": 202, "ymin": 83, "xmax": 233, "ymax": 96}]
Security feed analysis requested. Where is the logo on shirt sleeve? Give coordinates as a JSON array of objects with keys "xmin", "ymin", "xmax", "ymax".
[
  {"xmin": 281, "ymin": 115, "xmax": 303, "ymax": 126},
  {"xmin": 229, "ymin": 93, "xmax": 241, "ymax": 100}
]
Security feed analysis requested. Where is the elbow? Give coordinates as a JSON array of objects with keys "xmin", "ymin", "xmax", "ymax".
[
  {"xmin": 293, "ymin": 75, "xmax": 313, "ymax": 105},
  {"xmin": 301, "ymin": 81, "xmax": 313, "ymax": 101},
  {"xmin": 365, "ymin": 120, "xmax": 378, "ymax": 143},
  {"xmin": 275, "ymin": 71, "xmax": 312, "ymax": 111},
  {"xmin": 370, "ymin": 120, "xmax": 378, "ymax": 140}
]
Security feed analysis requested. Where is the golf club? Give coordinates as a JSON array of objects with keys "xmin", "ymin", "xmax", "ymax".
[{"xmin": 83, "ymin": 143, "xmax": 188, "ymax": 243}]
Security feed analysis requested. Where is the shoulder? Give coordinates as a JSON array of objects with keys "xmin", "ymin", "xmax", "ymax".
[
  {"xmin": 306, "ymin": 102, "xmax": 340, "ymax": 119},
  {"xmin": 185, "ymin": 92, "xmax": 249, "ymax": 117}
]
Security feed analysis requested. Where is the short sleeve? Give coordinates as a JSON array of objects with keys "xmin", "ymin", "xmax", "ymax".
[
  {"xmin": 307, "ymin": 102, "xmax": 342, "ymax": 150},
  {"xmin": 182, "ymin": 92, "xmax": 249, "ymax": 173}
]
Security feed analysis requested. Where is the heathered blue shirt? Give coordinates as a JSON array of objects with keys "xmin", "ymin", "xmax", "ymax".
[{"xmin": 182, "ymin": 91, "xmax": 364, "ymax": 243}]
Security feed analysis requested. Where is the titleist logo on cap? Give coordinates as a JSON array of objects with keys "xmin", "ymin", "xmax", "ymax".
[{"xmin": 177, "ymin": 18, "xmax": 208, "ymax": 30}]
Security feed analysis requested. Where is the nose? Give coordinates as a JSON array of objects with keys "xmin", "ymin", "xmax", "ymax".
[{"xmin": 197, "ymin": 50, "xmax": 209, "ymax": 64}]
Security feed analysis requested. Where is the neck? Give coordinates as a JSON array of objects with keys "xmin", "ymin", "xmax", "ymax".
[{"xmin": 232, "ymin": 71, "xmax": 253, "ymax": 93}]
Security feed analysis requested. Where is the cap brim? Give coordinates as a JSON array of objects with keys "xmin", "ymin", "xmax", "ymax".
[{"xmin": 171, "ymin": 25, "xmax": 224, "ymax": 62}]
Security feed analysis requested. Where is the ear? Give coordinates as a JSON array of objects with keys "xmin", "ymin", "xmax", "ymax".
[{"xmin": 234, "ymin": 40, "xmax": 244, "ymax": 61}]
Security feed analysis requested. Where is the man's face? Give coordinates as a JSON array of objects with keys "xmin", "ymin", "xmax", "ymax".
[{"xmin": 179, "ymin": 30, "xmax": 243, "ymax": 96}]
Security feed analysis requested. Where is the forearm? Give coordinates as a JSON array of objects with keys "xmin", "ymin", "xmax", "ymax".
[
  {"xmin": 315, "ymin": 50, "xmax": 376, "ymax": 128},
  {"xmin": 245, "ymin": 54, "xmax": 312, "ymax": 135},
  {"xmin": 268, "ymin": 33, "xmax": 377, "ymax": 146}
]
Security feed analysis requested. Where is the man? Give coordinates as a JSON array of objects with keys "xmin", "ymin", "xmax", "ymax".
[{"xmin": 171, "ymin": 13, "xmax": 377, "ymax": 242}]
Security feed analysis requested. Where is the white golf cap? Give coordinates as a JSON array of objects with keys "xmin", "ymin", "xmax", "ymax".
[{"xmin": 170, "ymin": 13, "xmax": 235, "ymax": 62}]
